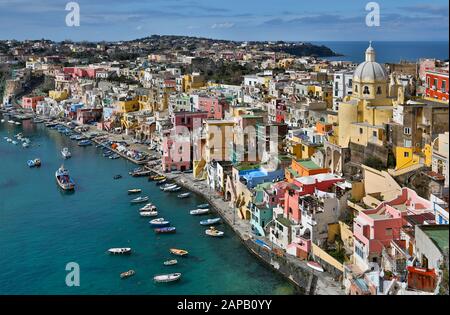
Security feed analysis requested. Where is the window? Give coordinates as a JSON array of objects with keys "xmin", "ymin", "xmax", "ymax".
[
  {"xmin": 348, "ymin": 79, "xmax": 353, "ymax": 88},
  {"xmin": 442, "ymin": 80, "xmax": 447, "ymax": 92},
  {"xmin": 354, "ymin": 85, "xmax": 358, "ymax": 93},
  {"xmin": 363, "ymin": 86, "xmax": 370, "ymax": 95},
  {"xmin": 359, "ymin": 128, "xmax": 363, "ymax": 134},
  {"xmin": 404, "ymin": 152, "xmax": 410, "ymax": 158},
  {"xmin": 404, "ymin": 127, "xmax": 411, "ymax": 135},
  {"xmin": 373, "ymin": 131, "xmax": 377, "ymax": 137},
  {"xmin": 433, "ymin": 79, "xmax": 438, "ymax": 89},
  {"xmin": 385, "ymin": 228, "xmax": 393, "ymax": 236},
  {"xmin": 355, "ymin": 246, "xmax": 364, "ymax": 259},
  {"xmin": 377, "ymin": 86, "xmax": 382, "ymax": 95}
]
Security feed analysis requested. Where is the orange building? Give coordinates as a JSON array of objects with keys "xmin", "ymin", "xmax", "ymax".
[
  {"xmin": 316, "ymin": 122, "xmax": 333, "ymax": 135},
  {"xmin": 285, "ymin": 159, "xmax": 329, "ymax": 182}
]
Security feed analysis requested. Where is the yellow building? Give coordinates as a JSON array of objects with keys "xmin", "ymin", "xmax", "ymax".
[
  {"xmin": 337, "ymin": 43, "xmax": 393, "ymax": 149},
  {"xmin": 49, "ymin": 90, "xmax": 69, "ymax": 101},
  {"xmin": 183, "ymin": 74, "xmax": 206, "ymax": 92},
  {"xmin": 288, "ymin": 135, "xmax": 319, "ymax": 160},
  {"xmin": 395, "ymin": 147, "xmax": 420, "ymax": 170},
  {"xmin": 116, "ymin": 98, "xmax": 139, "ymax": 113}
]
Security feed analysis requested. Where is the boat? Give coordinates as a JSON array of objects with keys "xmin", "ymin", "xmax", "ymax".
[
  {"xmin": 130, "ymin": 196, "xmax": 149, "ymax": 204},
  {"xmin": 307, "ymin": 261, "xmax": 324, "ymax": 272},
  {"xmin": 128, "ymin": 189, "xmax": 142, "ymax": 195},
  {"xmin": 109, "ymin": 154, "xmax": 120, "ymax": 160},
  {"xmin": 14, "ymin": 121, "xmax": 21, "ymax": 125},
  {"xmin": 149, "ymin": 175, "xmax": 166, "ymax": 181},
  {"xmin": 163, "ymin": 260, "xmax": 178, "ymax": 266},
  {"xmin": 22, "ymin": 142, "xmax": 30, "ymax": 148},
  {"xmin": 12, "ymin": 140, "xmax": 18, "ymax": 145},
  {"xmin": 155, "ymin": 227, "xmax": 177, "ymax": 234},
  {"xmin": 177, "ymin": 193, "xmax": 191, "ymax": 199},
  {"xmin": 205, "ymin": 226, "xmax": 224, "ymax": 237},
  {"xmin": 167, "ymin": 186, "xmax": 182, "ymax": 192},
  {"xmin": 55, "ymin": 165, "xmax": 75, "ymax": 190},
  {"xmin": 161, "ymin": 184, "xmax": 177, "ymax": 192},
  {"xmin": 200, "ymin": 218, "xmax": 221, "ymax": 226},
  {"xmin": 120, "ymin": 270, "xmax": 135, "ymax": 279},
  {"xmin": 149, "ymin": 218, "xmax": 170, "ymax": 228},
  {"xmin": 27, "ymin": 160, "xmax": 36, "ymax": 167},
  {"xmin": 131, "ymin": 170, "xmax": 152, "ymax": 177},
  {"xmin": 33, "ymin": 159, "xmax": 41, "ymax": 167},
  {"xmin": 140, "ymin": 203, "xmax": 157, "ymax": 211},
  {"xmin": 190, "ymin": 209, "xmax": 210, "ymax": 216},
  {"xmin": 155, "ymin": 179, "xmax": 167, "ymax": 186},
  {"xmin": 108, "ymin": 248, "xmax": 131, "ymax": 255},
  {"xmin": 140, "ymin": 211, "xmax": 158, "ymax": 217},
  {"xmin": 103, "ymin": 150, "xmax": 113, "ymax": 157},
  {"xmin": 113, "ymin": 175, "xmax": 122, "ymax": 180},
  {"xmin": 8, "ymin": 120, "xmax": 15, "ymax": 124},
  {"xmin": 197, "ymin": 204, "xmax": 209, "ymax": 209},
  {"xmin": 61, "ymin": 147, "xmax": 71, "ymax": 159},
  {"xmin": 169, "ymin": 249, "xmax": 188, "ymax": 257},
  {"xmin": 153, "ymin": 273, "xmax": 181, "ymax": 283},
  {"xmin": 0, "ymin": 119, "xmax": 4, "ymax": 123},
  {"xmin": 78, "ymin": 140, "xmax": 92, "ymax": 147}
]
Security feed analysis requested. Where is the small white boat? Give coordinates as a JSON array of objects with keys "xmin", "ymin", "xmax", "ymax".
[
  {"xmin": 177, "ymin": 193, "xmax": 191, "ymax": 199},
  {"xmin": 130, "ymin": 196, "xmax": 149, "ymax": 204},
  {"xmin": 22, "ymin": 142, "xmax": 29, "ymax": 148},
  {"xmin": 6, "ymin": 138, "xmax": 12, "ymax": 142},
  {"xmin": 108, "ymin": 248, "xmax": 132, "ymax": 255},
  {"xmin": 8, "ymin": 120, "xmax": 15, "ymax": 124},
  {"xmin": 190, "ymin": 209, "xmax": 210, "ymax": 216},
  {"xmin": 307, "ymin": 261, "xmax": 324, "ymax": 272},
  {"xmin": 128, "ymin": 188, "xmax": 142, "ymax": 194},
  {"xmin": 140, "ymin": 211, "xmax": 158, "ymax": 217},
  {"xmin": 140, "ymin": 203, "xmax": 156, "ymax": 212},
  {"xmin": 12, "ymin": 140, "xmax": 18, "ymax": 145},
  {"xmin": 153, "ymin": 273, "xmax": 181, "ymax": 283},
  {"xmin": 163, "ymin": 259, "xmax": 178, "ymax": 266},
  {"xmin": 162, "ymin": 184, "xmax": 177, "ymax": 192},
  {"xmin": 200, "ymin": 218, "xmax": 221, "ymax": 226},
  {"xmin": 15, "ymin": 121, "xmax": 21, "ymax": 125},
  {"xmin": 0, "ymin": 119, "xmax": 4, "ymax": 123},
  {"xmin": 205, "ymin": 227, "xmax": 224, "ymax": 237},
  {"xmin": 61, "ymin": 147, "xmax": 71, "ymax": 159}
]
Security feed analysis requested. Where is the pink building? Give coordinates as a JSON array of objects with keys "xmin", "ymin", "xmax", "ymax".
[
  {"xmin": 284, "ymin": 173, "xmax": 344, "ymax": 223},
  {"xmin": 22, "ymin": 96, "xmax": 44, "ymax": 111},
  {"xmin": 353, "ymin": 188, "xmax": 433, "ymax": 270},
  {"xmin": 171, "ymin": 111, "xmax": 208, "ymax": 132},
  {"xmin": 76, "ymin": 108, "xmax": 103, "ymax": 125},
  {"xmin": 162, "ymin": 130, "xmax": 191, "ymax": 172},
  {"xmin": 197, "ymin": 96, "xmax": 228, "ymax": 120},
  {"xmin": 63, "ymin": 67, "xmax": 101, "ymax": 79}
]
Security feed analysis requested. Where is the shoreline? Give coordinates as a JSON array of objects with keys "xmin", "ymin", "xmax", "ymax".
[{"xmin": 26, "ymin": 115, "xmax": 344, "ymax": 295}]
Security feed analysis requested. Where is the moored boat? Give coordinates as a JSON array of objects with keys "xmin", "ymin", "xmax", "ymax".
[
  {"xmin": 161, "ymin": 184, "xmax": 177, "ymax": 192},
  {"xmin": 140, "ymin": 211, "xmax": 158, "ymax": 217},
  {"xmin": 167, "ymin": 186, "xmax": 181, "ymax": 192},
  {"xmin": 190, "ymin": 209, "xmax": 210, "ymax": 216},
  {"xmin": 108, "ymin": 248, "xmax": 132, "ymax": 255},
  {"xmin": 130, "ymin": 196, "xmax": 149, "ymax": 204},
  {"xmin": 128, "ymin": 188, "xmax": 142, "ymax": 195},
  {"xmin": 177, "ymin": 193, "xmax": 191, "ymax": 199},
  {"xmin": 78, "ymin": 140, "xmax": 92, "ymax": 146},
  {"xmin": 307, "ymin": 261, "xmax": 324, "ymax": 272},
  {"xmin": 169, "ymin": 249, "xmax": 188, "ymax": 257},
  {"xmin": 55, "ymin": 165, "xmax": 75, "ymax": 190},
  {"xmin": 120, "ymin": 270, "xmax": 135, "ymax": 279},
  {"xmin": 113, "ymin": 174, "xmax": 122, "ymax": 180},
  {"xmin": 149, "ymin": 175, "xmax": 166, "ymax": 181},
  {"xmin": 153, "ymin": 273, "xmax": 181, "ymax": 283},
  {"xmin": 140, "ymin": 204, "xmax": 157, "ymax": 212},
  {"xmin": 155, "ymin": 179, "xmax": 167, "ymax": 186},
  {"xmin": 61, "ymin": 147, "xmax": 71, "ymax": 159},
  {"xmin": 197, "ymin": 203, "xmax": 209, "ymax": 209},
  {"xmin": 200, "ymin": 218, "xmax": 221, "ymax": 226},
  {"xmin": 205, "ymin": 226, "xmax": 224, "ymax": 237},
  {"xmin": 149, "ymin": 218, "xmax": 170, "ymax": 228},
  {"xmin": 163, "ymin": 259, "xmax": 178, "ymax": 266},
  {"xmin": 155, "ymin": 227, "xmax": 176, "ymax": 234}
]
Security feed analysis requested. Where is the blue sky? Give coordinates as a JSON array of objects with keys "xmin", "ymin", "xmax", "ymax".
[{"xmin": 0, "ymin": 0, "xmax": 448, "ymax": 41}]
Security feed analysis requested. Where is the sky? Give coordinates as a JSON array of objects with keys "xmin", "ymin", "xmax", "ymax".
[{"xmin": 0, "ymin": 0, "xmax": 448, "ymax": 42}]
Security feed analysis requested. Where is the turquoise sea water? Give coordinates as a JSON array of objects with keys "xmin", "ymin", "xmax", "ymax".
[{"xmin": 0, "ymin": 117, "xmax": 296, "ymax": 295}]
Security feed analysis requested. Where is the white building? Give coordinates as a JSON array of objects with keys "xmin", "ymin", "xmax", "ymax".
[{"xmin": 332, "ymin": 71, "xmax": 353, "ymax": 112}]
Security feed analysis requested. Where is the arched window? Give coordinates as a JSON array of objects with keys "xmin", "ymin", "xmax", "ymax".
[
  {"xmin": 363, "ymin": 86, "xmax": 370, "ymax": 95},
  {"xmin": 377, "ymin": 86, "xmax": 382, "ymax": 95},
  {"xmin": 354, "ymin": 85, "xmax": 358, "ymax": 93}
]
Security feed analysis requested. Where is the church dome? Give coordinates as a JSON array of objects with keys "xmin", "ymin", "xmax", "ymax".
[{"xmin": 353, "ymin": 42, "xmax": 388, "ymax": 83}]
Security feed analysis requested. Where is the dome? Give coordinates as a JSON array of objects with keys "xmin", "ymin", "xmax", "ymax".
[{"xmin": 353, "ymin": 42, "xmax": 388, "ymax": 83}]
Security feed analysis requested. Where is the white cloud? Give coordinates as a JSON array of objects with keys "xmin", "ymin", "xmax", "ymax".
[{"xmin": 211, "ymin": 22, "xmax": 235, "ymax": 29}]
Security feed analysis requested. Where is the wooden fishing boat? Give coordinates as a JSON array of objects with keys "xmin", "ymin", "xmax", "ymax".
[
  {"xmin": 169, "ymin": 249, "xmax": 188, "ymax": 257},
  {"xmin": 190, "ymin": 209, "xmax": 210, "ymax": 216},
  {"xmin": 200, "ymin": 218, "xmax": 221, "ymax": 226},
  {"xmin": 163, "ymin": 260, "xmax": 178, "ymax": 266},
  {"xmin": 120, "ymin": 270, "xmax": 135, "ymax": 279},
  {"xmin": 155, "ymin": 227, "xmax": 177, "ymax": 234},
  {"xmin": 130, "ymin": 196, "xmax": 149, "ymax": 204},
  {"xmin": 108, "ymin": 248, "xmax": 131, "ymax": 255},
  {"xmin": 128, "ymin": 189, "xmax": 142, "ymax": 194},
  {"xmin": 205, "ymin": 226, "xmax": 224, "ymax": 237}
]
